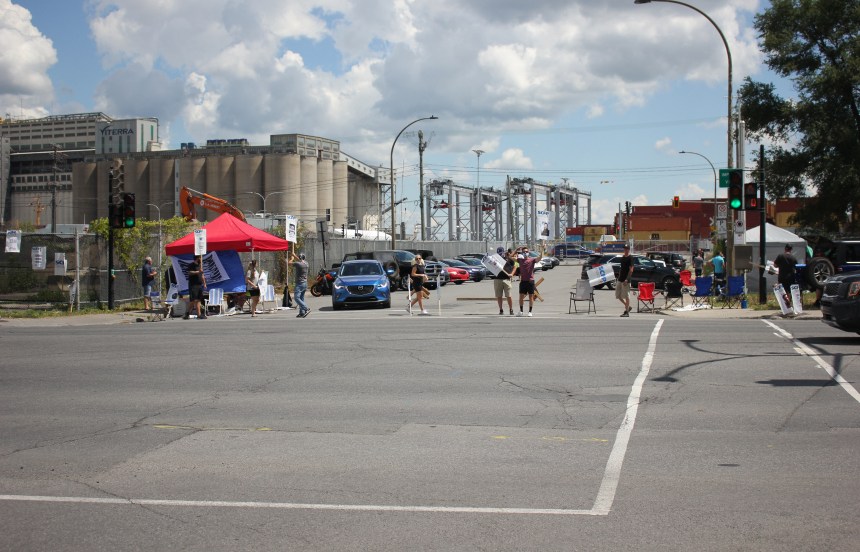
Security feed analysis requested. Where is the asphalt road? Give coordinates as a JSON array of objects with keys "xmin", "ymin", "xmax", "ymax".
[{"xmin": 1, "ymin": 263, "xmax": 858, "ymax": 551}]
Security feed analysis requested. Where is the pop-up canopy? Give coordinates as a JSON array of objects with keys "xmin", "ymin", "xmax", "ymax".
[{"xmin": 165, "ymin": 213, "xmax": 291, "ymax": 255}]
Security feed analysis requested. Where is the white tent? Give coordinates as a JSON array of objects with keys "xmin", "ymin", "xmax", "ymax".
[{"xmin": 743, "ymin": 223, "xmax": 807, "ymax": 293}]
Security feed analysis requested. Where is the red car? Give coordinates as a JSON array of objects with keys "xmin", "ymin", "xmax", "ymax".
[{"xmin": 444, "ymin": 266, "xmax": 469, "ymax": 284}]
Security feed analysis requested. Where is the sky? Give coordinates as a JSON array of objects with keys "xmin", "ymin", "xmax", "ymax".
[{"xmin": 0, "ymin": 0, "xmax": 793, "ymax": 227}]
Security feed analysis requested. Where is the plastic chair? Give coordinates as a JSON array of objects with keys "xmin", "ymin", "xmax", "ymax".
[
  {"xmin": 721, "ymin": 275, "xmax": 745, "ymax": 309},
  {"xmin": 679, "ymin": 270, "xmax": 693, "ymax": 288},
  {"xmin": 204, "ymin": 287, "xmax": 226, "ymax": 315},
  {"xmin": 260, "ymin": 284, "xmax": 277, "ymax": 311},
  {"xmin": 663, "ymin": 279, "xmax": 684, "ymax": 309},
  {"xmin": 691, "ymin": 276, "xmax": 713, "ymax": 307},
  {"xmin": 569, "ymin": 279, "xmax": 596, "ymax": 314},
  {"xmin": 637, "ymin": 282, "xmax": 657, "ymax": 313}
]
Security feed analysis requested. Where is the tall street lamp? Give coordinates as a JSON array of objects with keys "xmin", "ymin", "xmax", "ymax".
[
  {"xmin": 146, "ymin": 201, "xmax": 172, "ymax": 292},
  {"xmin": 472, "ymin": 149, "xmax": 485, "ymax": 241},
  {"xmin": 390, "ymin": 116, "xmax": 438, "ymax": 248},
  {"xmin": 679, "ymin": 150, "xmax": 718, "ymax": 246},
  {"xmin": 244, "ymin": 191, "xmax": 286, "ymax": 230},
  {"xmin": 634, "ymin": 0, "xmax": 733, "ymax": 170}
]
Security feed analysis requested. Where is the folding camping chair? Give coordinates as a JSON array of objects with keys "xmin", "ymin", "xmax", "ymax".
[
  {"xmin": 691, "ymin": 276, "xmax": 713, "ymax": 307},
  {"xmin": 204, "ymin": 287, "xmax": 226, "ymax": 315},
  {"xmin": 569, "ymin": 279, "xmax": 596, "ymax": 314},
  {"xmin": 260, "ymin": 284, "xmax": 278, "ymax": 311},
  {"xmin": 679, "ymin": 270, "xmax": 693, "ymax": 290},
  {"xmin": 663, "ymin": 279, "xmax": 684, "ymax": 309},
  {"xmin": 636, "ymin": 282, "xmax": 657, "ymax": 313},
  {"xmin": 720, "ymin": 275, "xmax": 745, "ymax": 309},
  {"xmin": 164, "ymin": 284, "xmax": 182, "ymax": 318}
]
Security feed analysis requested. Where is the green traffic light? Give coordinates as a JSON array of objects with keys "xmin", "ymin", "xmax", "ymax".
[{"xmin": 729, "ymin": 197, "xmax": 742, "ymax": 209}]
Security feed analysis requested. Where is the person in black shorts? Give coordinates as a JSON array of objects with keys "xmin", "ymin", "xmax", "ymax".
[
  {"xmin": 184, "ymin": 255, "xmax": 207, "ymax": 319},
  {"xmin": 616, "ymin": 244, "xmax": 633, "ymax": 317},
  {"xmin": 407, "ymin": 255, "xmax": 429, "ymax": 314}
]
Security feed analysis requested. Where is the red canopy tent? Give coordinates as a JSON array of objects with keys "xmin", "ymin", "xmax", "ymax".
[{"xmin": 165, "ymin": 213, "xmax": 291, "ymax": 255}]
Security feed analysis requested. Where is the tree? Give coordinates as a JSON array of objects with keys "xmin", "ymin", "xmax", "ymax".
[{"xmin": 739, "ymin": 0, "xmax": 860, "ymax": 232}]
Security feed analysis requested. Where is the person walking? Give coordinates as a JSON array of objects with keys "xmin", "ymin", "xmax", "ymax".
[
  {"xmin": 290, "ymin": 251, "xmax": 310, "ymax": 317},
  {"xmin": 245, "ymin": 259, "xmax": 261, "ymax": 317},
  {"xmin": 141, "ymin": 256, "xmax": 157, "ymax": 311},
  {"xmin": 617, "ymin": 244, "xmax": 633, "ymax": 317},
  {"xmin": 774, "ymin": 244, "xmax": 798, "ymax": 306},
  {"xmin": 184, "ymin": 255, "xmax": 207, "ymax": 320},
  {"xmin": 494, "ymin": 247, "xmax": 515, "ymax": 315},
  {"xmin": 407, "ymin": 255, "xmax": 429, "ymax": 315},
  {"xmin": 515, "ymin": 245, "xmax": 541, "ymax": 317}
]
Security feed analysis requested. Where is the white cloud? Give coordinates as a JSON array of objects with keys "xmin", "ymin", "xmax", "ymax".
[
  {"xmin": 655, "ymin": 137, "xmax": 673, "ymax": 154},
  {"xmin": 0, "ymin": 0, "xmax": 57, "ymax": 115},
  {"xmin": 485, "ymin": 148, "xmax": 532, "ymax": 170}
]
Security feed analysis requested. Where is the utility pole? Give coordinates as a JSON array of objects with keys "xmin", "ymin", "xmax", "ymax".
[{"xmin": 418, "ymin": 130, "xmax": 428, "ymax": 241}]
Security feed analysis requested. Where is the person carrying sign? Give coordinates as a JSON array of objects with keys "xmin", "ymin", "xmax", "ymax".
[
  {"xmin": 515, "ymin": 245, "xmax": 542, "ymax": 317},
  {"xmin": 494, "ymin": 247, "xmax": 515, "ymax": 315}
]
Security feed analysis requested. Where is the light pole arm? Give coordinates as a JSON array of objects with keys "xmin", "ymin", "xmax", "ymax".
[{"xmin": 390, "ymin": 116, "xmax": 438, "ymax": 248}]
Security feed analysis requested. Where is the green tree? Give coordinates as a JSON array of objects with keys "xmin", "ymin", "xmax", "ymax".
[{"xmin": 739, "ymin": 0, "xmax": 860, "ymax": 232}]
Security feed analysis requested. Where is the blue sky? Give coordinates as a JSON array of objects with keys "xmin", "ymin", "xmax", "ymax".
[{"xmin": 1, "ymin": 0, "xmax": 793, "ymax": 226}]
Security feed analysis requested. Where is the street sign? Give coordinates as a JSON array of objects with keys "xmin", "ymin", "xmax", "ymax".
[
  {"xmin": 718, "ymin": 168, "xmax": 733, "ymax": 188},
  {"xmin": 717, "ymin": 204, "xmax": 727, "ymax": 219},
  {"xmin": 717, "ymin": 219, "xmax": 727, "ymax": 238}
]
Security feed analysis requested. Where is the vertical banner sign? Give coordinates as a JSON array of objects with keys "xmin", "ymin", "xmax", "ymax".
[
  {"xmin": 54, "ymin": 252, "xmax": 67, "ymax": 276},
  {"xmin": 537, "ymin": 210, "xmax": 551, "ymax": 241},
  {"xmin": 5, "ymin": 230, "xmax": 21, "ymax": 253},
  {"xmin": 194, "ymin": 229, "xmax": 207, "ymax": 256},
  {"xmin": 32, "ymin": 246, "xmax": 47, "ymax": 270},
  {"xmin": 285, "ymin": 215, "xmax": 298, "ymax": 243}
]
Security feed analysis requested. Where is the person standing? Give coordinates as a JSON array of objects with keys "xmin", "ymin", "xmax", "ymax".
[
  {"xmin": 710, "ymin": 251, "xmax": 726, "ymax": 283},
  {"xmin": 617, "ymin": 244, "xmax": 634, "ymax": 317},
  {"xmin": 245, "ymin": 259, "xmax": 261, "ymax": 317},
  {"xmin": 184, "ymin": 255, "xmax": 206, "ymax": 320},
  {"xmin": 692, "ymin": 250, "xmax": 704, "ymax": 279},
  {"xmin": 515, "ymin": 245, "xmax": 541, "ymax": 317},
  {"xmin": 141, "ymin": 256, "xmax": 157, "ymax": 310},
  {"xmin": 408, "ymin": 255, "xmax": 429, "ymax": 315},
  {"xmin": 774, "ymin": 244, "xmax": 798, "ymax": 306},
  {"xmin": 290, "ymin": 251, "xmax": 310, "ymax": 318},
  {"xmin": 494, "ymin": 247, "xmax": 515, "ymax": 315}
]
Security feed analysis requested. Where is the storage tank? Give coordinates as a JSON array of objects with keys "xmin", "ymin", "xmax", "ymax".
[
  {"xmin": 236, "ymin": 154, "xmax": 263, "ymax": 215},
  {"xmin": 147, "ymin": 157, "xmax": 177, "ymax": 219},
  {"xmin": 300, "ymin": 156, "xmax": 317, "ymax": 223},
  {"xmin": 332, "ymin": 160, "xmax": 348, "ymax": 229},
  {"xmin": 73, "ymin": 162, "xmax": 98, "ymax": 221},
  {"xmin": 317, "ymin": 159, "xmax": 333, "ymax": 226},
  {"xmin": 284, "ymin": 154, "xmax": 301, "ymax": 218}
]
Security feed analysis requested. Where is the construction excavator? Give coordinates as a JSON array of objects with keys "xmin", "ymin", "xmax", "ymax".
[{"xmin": 179, "ymin": 186, "xmax": 246, "ymax": 222}]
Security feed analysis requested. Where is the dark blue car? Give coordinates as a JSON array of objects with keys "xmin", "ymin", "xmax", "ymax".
[{"xmin": 332, "ymin": 260, "xmax": 391, "ymax": 310}]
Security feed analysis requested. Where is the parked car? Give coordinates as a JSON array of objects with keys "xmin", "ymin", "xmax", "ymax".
[
  {"xmin": 340, "ymin": 249, "xmax": 416, "ymax": 291},
  {"xmin": 553, "ymin": 244, "xmax": 594, "ymax": 259},
  {"xmin": 331, "ymin": 260, "xmax": 391, "ymax": 310},
  {"xmin": 801, "ymin": 238, "xmax": 860, "ymax": 290},
  {"xmin": 441, "ymin": 264, "xmax": 470, "ymax": 284},
  {"xmin": 546, "ymin": 256, "xmax": 560, "ymax": 268},
  {"xmin": 645, "ymin": 252, "xmax": 687, "ymax": 271},
  {"xmin": 581, "ymin": 254, "xmax": 680, "ymax": 290},
  {"xmin": 527, "ymin": 252, "xmax": 552, "ymax": 271},
  {"xmin": 820, "ymin": 273, "xmax": 860, "ymax": 334},
  {"xmin": 581, "ymin": 254, "xmax": 620, "ymax": 288},
  {"xmin": 444, "ymin": 258, "xmax": 486, "ymax": 282},
  {"xmin": 424, "ymin": 261, "xmax": 449, "ymax": 288},
  {"xmin": 455, "ymin": 256, "xmax": 491, "ymax": 280}
]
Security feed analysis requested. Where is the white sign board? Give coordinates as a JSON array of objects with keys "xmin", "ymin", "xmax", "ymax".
[
  {"xmin": 32, "ymin": 246, "xmax": 47, "ymax": 270},
  {"xmin": 5, "ymin": 230, "xmax": 21, "ymax": 253},
  {"xmin": 586, "ymin": 264, "xmax": 616, "ymax": 287},
  {"xmin": 717, "ymin": 204, "xmax": 728, "ymax": 219},
  {"xmin": 734, "ymin": 219, "xmax": 746, "ymax": 243},
  {"xmin": 481, "ymin": 254, "xmax": 505, "ymax": 276},
  {"xmin": 194, "ymin": 229, "xmax": 207, "ymax": 256},
  {"xmin": 285, "ymin": 215, "xmax": 298, "ymax": 243},
  {"xmin": 537, "ymin": 210, "xmax": 552, "ymax": 241},
  {"xmin": 717, "ymin": 219, "xmax": 727, "ymax": 238},
  {"xmin": 54, "ymin": 252, "xmax": 67, "ymax": 276}
]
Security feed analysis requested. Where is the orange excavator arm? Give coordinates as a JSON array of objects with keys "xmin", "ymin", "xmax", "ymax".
[{"xmin": 179, "ymin": 186, "xmax": 246, "ymax": 222}]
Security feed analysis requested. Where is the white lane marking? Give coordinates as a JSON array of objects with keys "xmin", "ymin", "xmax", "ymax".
[
  {"xmin": 763, "ymin": 320, "xmax": 860, "ymax": 404},
  {"xmin": 1, "ymin": 322, "xmax": 665, "ymax": 517},
  {"xmin": 591, "ymin": 319, "xmax": 664, "ymax": 515},
  {"xmin": 0, "ymin": 495, "xmax": 595, "ymax": 516}
]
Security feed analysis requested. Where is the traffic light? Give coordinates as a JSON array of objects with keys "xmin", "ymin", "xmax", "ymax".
[
  {"xmin": 744, "ymin": 181, "xmax": 759, "ymax": 211},
  {"xmin": 728, "ymin": 169, "xmax": 743, "ymax": 210},
  {"xmin": 122, "ymin": 192, "xmax": 136, "ymax": 228},
  {"xmin": 672, "ymin": 196, "xmax": 680, "ymax": 208},
  {"xmin": 109, "ymin": 202, "xmax": 124, "ymax": 229}
]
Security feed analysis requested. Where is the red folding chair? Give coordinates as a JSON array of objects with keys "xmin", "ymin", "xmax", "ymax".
[
  {"xmin": 679, "ymin": 270, "xmax": 693, "ymax": 287},
  {"xmin": 637, "ymin": 282, "xmax": 657, "ymax": 313}
]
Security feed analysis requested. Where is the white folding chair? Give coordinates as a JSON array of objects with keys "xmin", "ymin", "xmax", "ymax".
[
  {"xmin": 569, "ymin": 279, "xmax": 596, "ymax": 314},
  {"xmin": 204, "ymin": 287, "xmax": 226, "ymax": 315},
  {"xmin": 260, "ymin": 284, "xmax": 277, "ymax": 311},
  {"xmin": 165, "ymin": 284, "xmax": 183, "ymax": 318}
]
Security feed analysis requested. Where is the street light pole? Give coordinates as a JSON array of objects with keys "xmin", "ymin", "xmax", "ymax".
[
  {"xmin": 244, "ymin": 191, "xmax": 286, "ymax": 230},
  {"xmin": 472, "ymin": 149, "xmax": 484, "ymax": 241},
  {"xmin": 679, "ymin": 150, "xmax": 718, "ymax": 249},
  {"xmin": 634, "ymin": 0, "xmax": 733, "ymax": 170},
  {"xmin": 390, "ymin": 116, "xmax": 438, "ymax": 248},
  {"xmin": 146, "ymin": 202, "xmax": 171, "ymax": 293}
]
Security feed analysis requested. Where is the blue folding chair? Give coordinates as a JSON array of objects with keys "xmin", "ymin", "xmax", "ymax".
[
  {"xmin": 691, "ymin": 276, "xmax": 713, "ymax": 307},
  {"xmin": 721, "ymin": 275, "xmax": 745, "ymax": 309}
]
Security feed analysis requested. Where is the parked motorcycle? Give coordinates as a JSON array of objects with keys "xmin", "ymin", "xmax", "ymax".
[{"xmin": 310, "ymin": 267, "xmax": 337, "ymax": 297}]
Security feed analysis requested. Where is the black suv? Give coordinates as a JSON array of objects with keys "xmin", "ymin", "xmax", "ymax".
[
  {"xmin": 581, "ymin": 254, "xmax": 680, "ymax": 290},
  {"xmin": 645, "ymin": 252, "xmax": 687, "ymax": 271},
  {"xmin": 802, "ymin": 238, "xmax": 860, "ymax": 289},
  {"xmin": 820, "ymin": 273, "xmax": 860, "ymax": 334}
]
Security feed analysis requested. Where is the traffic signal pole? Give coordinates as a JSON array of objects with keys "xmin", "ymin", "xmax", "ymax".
[{"xmin": 108, "ymin": 226, "xmax": 115, "ymax": 310}]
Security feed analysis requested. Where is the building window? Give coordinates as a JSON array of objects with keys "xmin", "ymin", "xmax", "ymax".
[{"xmin": 650, "ymin": 233, "xmax": 660, "ymax": 240}]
